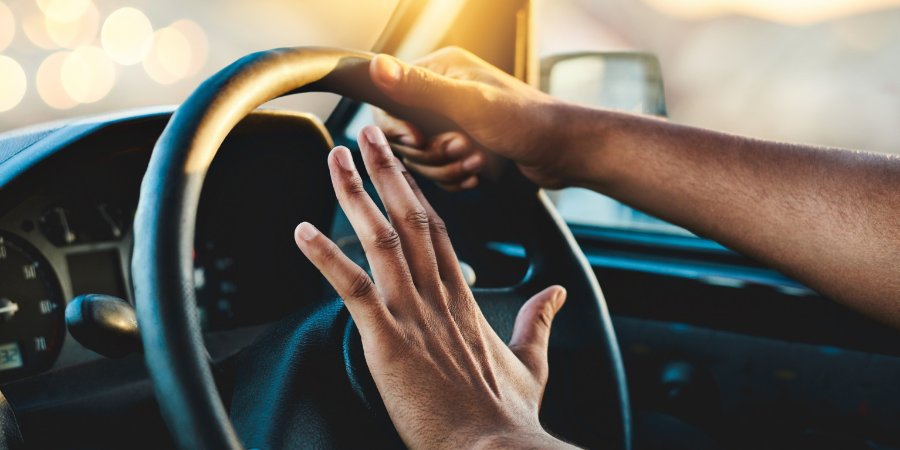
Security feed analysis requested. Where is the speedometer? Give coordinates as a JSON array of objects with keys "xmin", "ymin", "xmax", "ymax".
[{"xmin": 0, "ymin": 231, "xmax": 66, "ymax": 381}]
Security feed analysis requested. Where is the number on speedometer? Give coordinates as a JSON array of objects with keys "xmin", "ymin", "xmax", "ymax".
[{"xmin": 0, "ymin": 232, "xmax": 66, "ymax": 381}]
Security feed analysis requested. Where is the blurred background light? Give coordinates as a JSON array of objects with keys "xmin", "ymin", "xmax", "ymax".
[
  {"xmin": 45, "ymin": 1, "xmax": 99, "ymax": 49},
  {"xmin": 23, "ymin": 10, "xmax": 56, "ymax": 50},
  {"xmin": 0, "ymin": 0, "xmax": 891, "ymax": 160},
  {"xmin": 169, "ymin": 19, "xmax": 207, "ymax": 77},
  {"xmin": 143, "ymin": 25, "xmax": 191, "ymax": 84},
  {"xmin": 37, "ymin": 0, "xmax": 91, "ymax": 22},
  {"xmin": 101, "ymin": 7, "xmax": 152, "ymax": 65},
  {"xmin": 143, "ymin": 20, "xmax": 209, "ymax": 84},
  {"xmin": 0, "ymin": 2, "xmax": 14, "ymax": 53},
  {"xmin": 1, "ymin": 0, "xmax": 394, "ymax": 122},
  {"xmin": 37, "ymin": 51, "xmax": 78, "ymax": 109},
  {"xmin": 62, "ymin": 45, "xmax": 116, "ymax": 103},
  {"xmin": 0, "ymin": 55, "xmax": 27, "ymax": 112},
  {"xmin": 642, "ymin": 0, "xmax": 900, "ymax": 24}
]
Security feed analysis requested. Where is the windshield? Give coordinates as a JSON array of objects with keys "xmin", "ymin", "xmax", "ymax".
[
  {"xmin": 0, "ymin": 0, "xmax": 399, "ymax": 132},
  {"xmin": 540, "ymin": 0, "xmax": 900, "ymax": 235}
]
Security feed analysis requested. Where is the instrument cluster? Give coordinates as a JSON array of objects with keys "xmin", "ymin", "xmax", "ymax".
[{"xmin": 0, "ymin": 113, "xmax": 336, "ymax": 383}]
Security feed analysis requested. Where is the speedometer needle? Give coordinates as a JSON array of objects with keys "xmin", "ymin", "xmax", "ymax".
[{"xmin": 0, "ymin": 298, "xmax": 19, "ymax": 322}]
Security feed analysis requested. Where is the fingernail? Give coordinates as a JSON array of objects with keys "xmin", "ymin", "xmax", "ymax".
[
  {"xmin": 296, "ymin": 222, "xmax": 318, "ymax": 241},
  {"xmin": 362, "ymin": 126, "xmax": 389, "ymax": 148},
  {"xmin": 332, "ymin": 147, "xmax": 355, "ymax": 171},
  {"xmin": 445, "ymin": 138, "xmax": 466, "ymax": 157},
  {"xmin": 553, "ymin": 287, "xmax": 567, "ymax": 310},
  {"xmin": 460, "ymin": 176, "xmax": 478, "ymax": 190},
  {"xmin": 373, "ymin": 54, "xmax": 402, "ymax": 84},
  {"xmin": 462, "ymin": 153, "xmax": 483, "ymax": 172}
]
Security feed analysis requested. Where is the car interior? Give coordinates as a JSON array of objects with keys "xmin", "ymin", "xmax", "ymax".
[{"xmin": 0, "ymin": 0, "xmax": 898, "ymax": 449}]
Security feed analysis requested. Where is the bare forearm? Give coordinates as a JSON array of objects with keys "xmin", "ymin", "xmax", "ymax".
[{"xmin": 553, "ymin": 104, "xmax": 900, "ymax": 327}]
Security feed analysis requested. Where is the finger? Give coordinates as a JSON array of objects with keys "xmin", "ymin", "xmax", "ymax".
[
  {"xmin": 359, "ymin": 125, "xmax": 441, "ymax": 288},
  {"xmin": 328, "ymin": 145, "xmax": 416, "ymax": 304},
  {"xmin": 370, "ymin": 54, "xmax": 478, "ymax": 120},
  {"xmin": 400, "ymin": 169, "xmax": 465, "ymax": 286},
  {"xmin": 294, "ymin": 222, "xmax": 392, "ymax": 331},
  {"xmin": 403, "ymin": 152, "xmax": 484, "ymax": 184},
  {"xmin": 433, "ymin": 176, "xmax": 479, "ymax": 193},
  {"xmin": 372, "ymin": 108, "xmax": 425, "ymax": 147},
  {"xmin": 390, "ymin": 132, "xmax": 473, "ymax": 166},
  {"xmin": 414, "ymin": 46, "xmax": 475, "ymax": 69},
  {"xmin": 508, "ymin": 286, "xmax": 567, "ymax": 381}
]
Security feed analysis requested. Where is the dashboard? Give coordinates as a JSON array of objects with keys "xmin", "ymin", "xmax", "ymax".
[{"xmin": 0, "ymin": 109, "xmax": 337, "ymax": 383}]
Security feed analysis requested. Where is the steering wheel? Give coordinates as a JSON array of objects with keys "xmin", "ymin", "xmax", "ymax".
[{"xmin": 132, "ymin": 47, "xmax": 630, "ymax": 450}]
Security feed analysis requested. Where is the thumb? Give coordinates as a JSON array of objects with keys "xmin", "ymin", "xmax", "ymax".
[
  {"xmin": 370, "ymin": 54, "xmax": 469, "ymax": 114},
  {"xmin": 508, "ymin": 285, "xmax": 566, "ymax": 381}
]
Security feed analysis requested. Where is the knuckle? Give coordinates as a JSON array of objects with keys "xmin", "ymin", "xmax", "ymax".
[
  {"xmin": 404, "ymin": 208, "xmax": 430, "ymax": 232},
  {"xmin": 439, "ymin": 46, "xmax": 467, "ymax": 60},
  {"xmin": 347, "ymin": 270, "xmax": 375, "ymax": 301},
  {"xmin": 411, "ymin": 71, "xmax": 435, "ymax": 93},
  {"xmin": 319, "ymin": 241, "xmax": 342, "ymax": 264},
  {"xmin": 429, "ymin": 216, "xmax": 449, "ymax": 236},
  {"xmin": 536, "ymin": 303, "xmax": 555, "ymax": 330},
  {"xmin": 344, "ymin": 174, "xmax": 367, "ymax": 197},
  {"xmin": 373, "ymin": 150, "xmax": 399, "ymax": 172},
  {"xmin": 372, "ymin": 225, "xmax": 402, "ymax": 251}
]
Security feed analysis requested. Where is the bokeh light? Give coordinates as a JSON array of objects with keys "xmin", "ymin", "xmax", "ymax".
[
  {"xmin": 62, "ymin": 46, "xmax": 116, "ymax": 103},
  {"xmin": 101, "ymin": 7, "xmax": 153, "ymax": 65},
  {"xmin": 23, "ymin": 11, "xmax": 56, "ymax": 49},
  {"xmin": 0, "ymin": 55, "xmax": 27, "ymax": 112},
  {"xmin": 37, "ymin": 0, "xmax": 91, "ymax": 22},
  {"xmin": 170, "ymin": 19, "xmax": 207, "ymax": 77},
  {"xmin": 143, "ymin": 20, "xmax": 208, "ymax": 84},
  {"xmin": 37, "ymin": 51, "xmax": 78, "ymax": 109},
  {"xmin": 45, "ymin": 1, "xmax": 99, "ymax": 49},
  {"xmin": 0, "ymin": 2, "xmax": 15, "ymax": 53},
  {"xmin": 143, "ymin": 26, "xmax": 190, "ymax": 84}
]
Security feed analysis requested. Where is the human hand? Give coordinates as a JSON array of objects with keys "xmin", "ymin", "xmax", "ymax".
[
  {"xmin": 370, "ymin": 47, "xmax": 573, "ymax": 190},
  {"xmin": 293, "ymin": 125, "xmax": 576, "ymax": 449}
]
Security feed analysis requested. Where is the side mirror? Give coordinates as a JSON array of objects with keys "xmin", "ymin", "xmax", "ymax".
[
  {"xmin": 540, "ymin": 52, "xmax": 667, "ymax": 117},
  {"xmin": 540, "ymin": 52, "xmax": 688, "ymax": 235}
]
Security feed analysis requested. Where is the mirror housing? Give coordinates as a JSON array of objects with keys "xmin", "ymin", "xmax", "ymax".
[{"xmin": 540, "ymin": 52, "xmax": 667, "ymax": 117}]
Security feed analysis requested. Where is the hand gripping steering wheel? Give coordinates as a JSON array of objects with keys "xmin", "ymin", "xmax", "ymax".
[{"xmin": 132, "ymin": 47, "xmax": 630, "ymax": 450}]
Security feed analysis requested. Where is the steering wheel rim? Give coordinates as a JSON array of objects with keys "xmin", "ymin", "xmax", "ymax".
[{"xmin": 132, "ymin": 47, "xmax": 630, "ymax": 449}]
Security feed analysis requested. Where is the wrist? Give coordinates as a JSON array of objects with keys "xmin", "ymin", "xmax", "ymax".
[{"xmin": 543, "ymin": 101, "xmax": 616, "ymax": 189}]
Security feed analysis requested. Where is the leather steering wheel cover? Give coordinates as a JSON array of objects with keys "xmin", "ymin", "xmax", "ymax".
[{"xmin": 132, "ymin": 47, "xmax": 630, "ymax": 450}]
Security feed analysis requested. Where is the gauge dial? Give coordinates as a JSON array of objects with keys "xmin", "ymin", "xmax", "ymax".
[{"xmin": 0, "ymin": 231, "xmax": 66, "ymax": 381}]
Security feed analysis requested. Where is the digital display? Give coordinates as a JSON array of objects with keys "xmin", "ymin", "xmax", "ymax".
[
  {"xmin": 67, "ymin": 250, "xmax": 127, "ymax": 298},
  {"xmin": 0, "ymin": 342, "xmax": 24, "ymax": 371}
]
